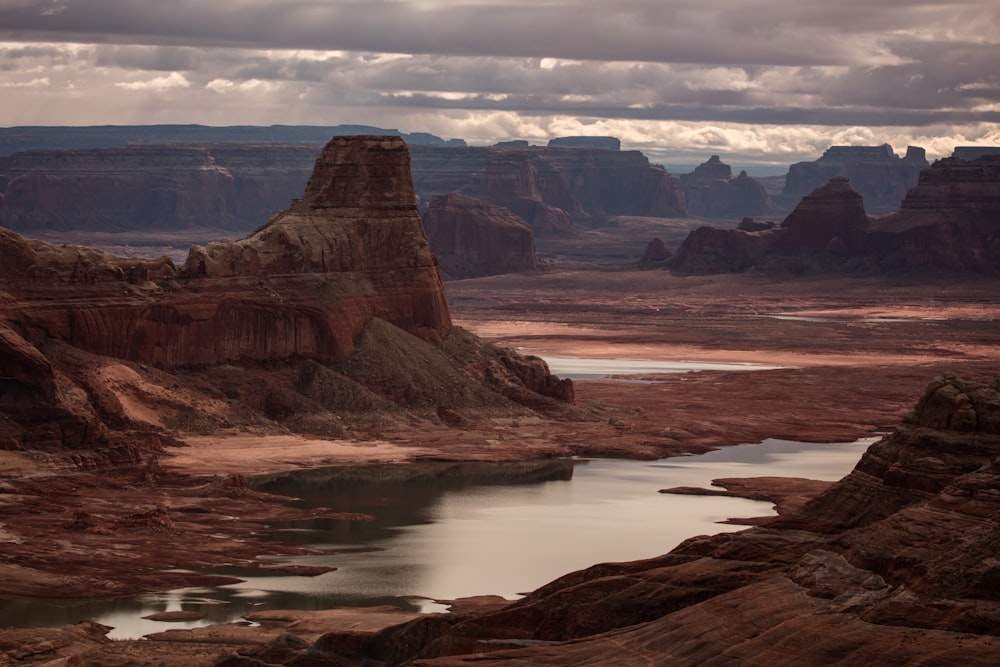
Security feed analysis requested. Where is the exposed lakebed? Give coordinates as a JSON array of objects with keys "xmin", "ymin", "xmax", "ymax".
[{"xmin": 0, "ymin": 436, "xmax": 876, "ymax": 639}]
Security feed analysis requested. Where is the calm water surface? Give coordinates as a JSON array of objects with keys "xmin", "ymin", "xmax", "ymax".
[
  {"xmin": 541, "ymin": 356, "xmax": 786, "ymax": 380},
  {"xmin": 0, "ymin": 437, "xmax": 876, "ymax": 639}
]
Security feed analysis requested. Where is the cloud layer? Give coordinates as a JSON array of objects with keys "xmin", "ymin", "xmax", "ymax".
[{"xmin": 1, "ymin": 0, "xmax": 998, "ymax": 167}]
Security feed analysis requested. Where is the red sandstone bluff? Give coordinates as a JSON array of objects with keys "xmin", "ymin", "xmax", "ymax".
[
  {"xmin": 0, "ymin": 135, "xmax": 571, "ymax": 454},
  {"xmin": 6, "ymin": 135, "xmax": 452, "ymax": 368}
]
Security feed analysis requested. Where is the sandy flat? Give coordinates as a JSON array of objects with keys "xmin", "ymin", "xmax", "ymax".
[{"xmin": 165, "ymin": 433, "xmax": 431, "ymax": 476}]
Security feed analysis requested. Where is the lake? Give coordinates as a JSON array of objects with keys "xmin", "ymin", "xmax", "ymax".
[
  {"xmin": 0, "ymin": 436, "xmax": 876, "ymax": 639},
  {"xmin": 540, "ymin": 355, "xmax": 787, "ymax": 380}
]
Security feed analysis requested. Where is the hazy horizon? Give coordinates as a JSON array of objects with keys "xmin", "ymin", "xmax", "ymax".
[{"xmin": 1, "ymin": 1, "xmax": 998, "ymax": 169}]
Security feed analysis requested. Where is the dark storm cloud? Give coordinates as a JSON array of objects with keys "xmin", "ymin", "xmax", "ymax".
[
  {"xmin": 0, "ymin": 0, "xmax": 939, "ymax": 66},
  {"xmin": 93, "ymin": 45, "xmax": 196, "ymax": 71},
  {"xmin": 0, "ymin": 0, "xmax": 998, "ymax": 163}
]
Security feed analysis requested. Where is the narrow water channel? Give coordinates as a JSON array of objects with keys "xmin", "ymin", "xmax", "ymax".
[
  {"xmin": 0, "ymin": 437, "xmax": 876, "ymax": 639},
  {"xmin": 540, "ymin": 356, "xmax": 787, "ymax": 380}
]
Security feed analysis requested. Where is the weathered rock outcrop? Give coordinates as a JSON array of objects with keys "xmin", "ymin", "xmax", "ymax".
[
  {"xmin": 0, "ymin": 140, "xmax": 687, "ymax": 240},
  {"xmin": 781, "ymin": 144, "xmax": 929, "ymax": 214},
  {"xmin": 422, "ymin": 193, "xmax": 540, "ymax": 279},
  {"xmin": 953, "ymin": 146, "xmax": 1000, "ymax": 160},
  {"xmin": 288, "ymin": 374, "xmax": 1000, "ymax": 665},
  {"xmin": 637, "ymin": 237, "xmax": 671, "ymax": 269},
  {"xmin": 0, "ymin": 144, "xmax": 320, "ymax": 233},
  {"xmin": 679, "ymin": 155, "xmax": 779, "ymax": 218},
  {"xmin": 0, "ymin": 135, "xmax": 573, "ymax": 451},
  {"xmin": 5, "ymin": 136, "xmax": 451, "ymax": 368},
  {"xmin": 547, "ymin": 136, "xmax": 621, "ymax": 150},
  {"xmin": 771, "ymin": 176, "xmax": 869, "ymax": 255},
  {"xmin": 410, "ymin": 145, "xmax": 686, "ymax": 234},
  {"xmin": 0, "ymin": 123, "xmax": 463, "ymax": 157},
  {"xmin": 672, "ymin": 155, "xmax": 1000, "ymax": 275},
  {"xmin": 669, "ymin": 224, "xmax": 772, "ymax": 274}
]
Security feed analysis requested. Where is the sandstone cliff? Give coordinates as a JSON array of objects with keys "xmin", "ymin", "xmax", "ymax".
[
  {"xmin": 0, "ymin": 140, "xmax": 686, "ymax": 244},
  {"xmin": 422, "ymin": 193, "xmax": 540, "ymax": 279},
  {"xmin": 671, "ymin": 155, "xmax": 1000, "ymax": 275},
  {"xmin": 679, "ymin": 155, "xmax": 779, "ymax": 219},
  {"xmin": 0, "ymin": 136, "xmax": 573, "ymax": 452},
  {"xmin": 285, "ymin": 374, "xmax": 1000, "ymax": 665},
  {"xmin": 411, "ymin": 144, "xmax": 686, "ymax": 236},
  {"xmin": 781, "ymin": 144, "xmax": 929, "ymax": 214},
  {"xmin": 0, "ymin": 144, "xmax": 319, "ymax": 233}
]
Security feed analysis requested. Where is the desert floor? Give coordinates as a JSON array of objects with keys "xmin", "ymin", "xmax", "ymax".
[{"xmin": 2, "ymin": 269, "xmax": 999, "ymax": 665}]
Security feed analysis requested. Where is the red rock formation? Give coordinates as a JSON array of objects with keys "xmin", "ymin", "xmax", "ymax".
[
  {"xmin": 477, "ymin": 152, "xmax": 580, "ymax": 236},
  {"xmin": 547, "ymin": 136, "xmax": 621, "ymax": 150},
  {"xmin": 679, "ymin": 156, "xmax": 780, "ymax": 219},
  {"xmin": 866, "ymin": 155, "xmax": 1000, "ymax": 273},
  {"xmin": 0, "ymin": 136, "xmax": 573, "ymax": 450},
  {"xmin": 0, "ymin": 138, "xmax": 686, "ymax": 241},
  {"xmin": 422, "ymin": 193, "xmax": 540, "ymax": 279},
  {"xmin": 4, "ymin": 136, "xmax": 451, "ymax": 369},
  {"xmin": 638, "ymin": 237, "xmax": 671, "ymax": 269},
  {"xmin": 294, "ymin": 374, "xmax": 1000, "ymax": 665},
  {"xmin": 0, "ymin": 144, "xmax": 320, "ymax": 233},
  {"xmin": 669, "ymin": 223, "xmax": 774, "ymax": 274},
  {"xmin": 773, "ymin": 176, "xmax": 869, "ymax": 254},
  {"xmin": 409, "ymin": 144, "xmax": 686, "ymax": 234},
  {"xmin": 672, "ymin": 156, "xmax": 1000, "ymax": 275},
  {"xmin": 781, "ymin": 144, "xmax": 929, "ymax": 214}
]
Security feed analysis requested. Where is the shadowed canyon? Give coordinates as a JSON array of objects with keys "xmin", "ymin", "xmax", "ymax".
[{"xmin": 1, "ymin": 131, "xmax": 999, "ymax": 665}]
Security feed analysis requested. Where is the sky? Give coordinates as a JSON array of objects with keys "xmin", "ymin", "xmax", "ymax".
[{"xmin": 1, "ymin": 0, "xmax": 999, "ymax": 171}]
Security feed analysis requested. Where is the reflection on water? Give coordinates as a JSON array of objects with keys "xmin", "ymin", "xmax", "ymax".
[
  {"xmin": 540, "ymin": 355, "xmax": 786, "ymax": 380},
  {"xmin": 766, "ymin": 314, "xmax": 927, "ymax": 323},
  {"xmin": 0, "ymin": 438, "xmax": 876, "ymax": 639}
]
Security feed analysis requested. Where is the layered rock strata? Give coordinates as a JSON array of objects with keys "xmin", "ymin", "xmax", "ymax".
[
  {"xmin": 671, "ymin": 155, "xmax": 1000, "ymax": 275},
  {"xmin": 410, "ymin": 144, "xmax": 687, "ymax": 231},
  {"xmin": 422, "ymin": 193, "xmax": 540, "ymax": 279},
  {"xmin": 679, "ymin": 155, "xmax": 779, "ymax": 218},
  {"xmin": 0, "ymin": 144, "xmax": 320, "ymax": 233},
  {"xmin": 0, "ymin": 135, "xmax": 573, "ymax": 451},
  {"xmin": 0, "ymin": 139, "xmax": 687, "ymax": 241},
  {"xmin": 781, "ymin": 144, "xmax": 929, "ymax": 214},
  {"xmin": 278, "ymin": 374, "xmax": 1000, "ymax": 665}
]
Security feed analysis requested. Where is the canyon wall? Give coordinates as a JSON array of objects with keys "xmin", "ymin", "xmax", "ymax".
[
  {"xmin": 781, "ymin": 144, "xmax": 929, "ymax": 214},
  {"xmin": 0, "ymin": 140, "xmax": 687, "ymax": 242},
  {"xmin": 422, "ymin": 193, "xmax": 540, "ymax": 279},
  {"xmin": 410, "ymin": 143, "xmax": 687, "ymax": 234},
  {"xmin": 0, "ymin": 144, "xmax": 319, "ymax": 233},
  {"xmin": 0, "ymin": 135, "xmax": 572, "ymax": 451},
  {"xmin": 286, "ymin": 373, "xmax": 1000, "ymax": 666},
  {"xmin": 671, "ymin": 155, "xmax": 1000, "ymax": 275},
  {"xmin": 678, "ymin": 155, "xmax": 779, "ymax": 219}
]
